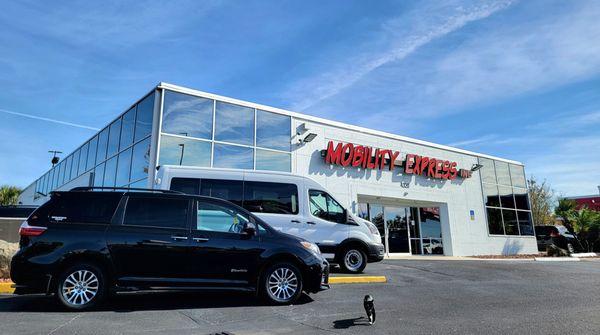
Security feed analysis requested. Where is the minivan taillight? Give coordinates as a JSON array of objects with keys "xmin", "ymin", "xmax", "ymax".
[{"xmin": 19, "ymin": 221, "xmax": 47, "ymax": 237}]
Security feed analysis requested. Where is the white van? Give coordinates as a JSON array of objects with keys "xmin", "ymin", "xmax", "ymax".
[{"xmin": 154, "ymin": 165, "xmax": 384, "ymax": 273}]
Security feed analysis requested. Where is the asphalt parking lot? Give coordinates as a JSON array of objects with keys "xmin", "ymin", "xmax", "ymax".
[{"xmin": 1, "ymin": 259, "xmax": 600, "ymax": 335}]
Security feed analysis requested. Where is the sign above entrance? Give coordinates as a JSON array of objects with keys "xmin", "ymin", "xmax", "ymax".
[{"xmin": 321, "ymin": 141, "xmax": 472, "ymax": 180}]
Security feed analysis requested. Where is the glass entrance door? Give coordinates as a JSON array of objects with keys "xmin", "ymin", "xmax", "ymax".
[{"xmin": 384, "ymin": 207, "xmax": 411, "ymax": 253}]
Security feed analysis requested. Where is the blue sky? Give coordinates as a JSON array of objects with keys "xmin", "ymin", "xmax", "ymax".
[{"xmin": 1, "ymin": 0, "xmax": 599, "ymax": 196}]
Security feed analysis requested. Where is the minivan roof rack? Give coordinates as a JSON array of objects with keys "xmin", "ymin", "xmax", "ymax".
[{"xmin": 69, "ymin": 186, "xmax": 185, "ymax": 195}]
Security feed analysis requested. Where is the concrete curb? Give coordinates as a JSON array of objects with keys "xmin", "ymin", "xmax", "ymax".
[
  {"xmin": 0, "ymin": 282, "xmax": 14, "ymax": 294},
  {"xmin": 534, "ymin": 257, "xmax": 580, "ymax": 262},
  {"xmin": 571, "ymin": 253, "xmax": 598, "ymax": 258},
  {"xmin": 329, "ymin": 276, "xmax": 387, "ymax": 284}
]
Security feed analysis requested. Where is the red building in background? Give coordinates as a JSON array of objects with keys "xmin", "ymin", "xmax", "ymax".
[{"xmin": 565, "ymin": 193, "xmax": 600, "ymax": 212}]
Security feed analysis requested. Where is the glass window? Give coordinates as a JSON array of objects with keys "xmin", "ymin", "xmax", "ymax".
[
  {"xmin": 56, "ymin": 161, "xmax": 64, "ymax": 188},
  {"xmin": 357, "ymin": 203, "xmax": 369, "ymax": 220},
  {"xmin": 215, "ymin": 101, "xmax": 254, "ymax": 145},
  {"xmin": 256, "ymin": 110, "xmax": 290, "ymax": 151},
  {"xmin": 103, "ymin": 156, "xmax": 117, "ymax": 187},
  {"xmin": 123, "ymin": 197, "xmax": 188, "ymax": 229},
  {"xmin": 517, "ymin": 211, "xmax": 534, "ymax": 236},
  {"xmin": 86, "ymin": 135, "xmax": 98, "ymax": 170},
  {"xmin": 170, "ymin": 177, "xmax": 200, "ymax": 195},
  {"xmin": 498, "ymin": 186, "xmax": 515, "ymax": 209},
  {"xmin": 120, "ymin": 107, "xmax": 136, "ymax": 150},
  {"xmin": 115, "ymin": 148, "xmax": 132, "ymax": 187},
  {"xmin": 196, "ymin": 201, "xmax": 249, "ymax": 233},
  {"xmin": 514, "ymin": 187, "xmax": 530, "ymax": 210},
  {"xmin": 482, "ymin": 183, "xmax": 500, "ymax": 207},
  {"xmin": 78, "ymin": 142, "xmax": 89, "ymax": 175},
  {"xmin": 47, "ymin": 193, "xmax": 121, "ymax": 224},
  {"xmin": 135, "ymin": 93, "xmax": 154, "ymax": 142},
  {"xmin": 243, "ymin": 181, "xmax": 298, "ymax": 214},
  {"xmin": 93, "ymin": 162, "xmax": 105, "ymax": 187},
  {"xmin": 162, "ymin": 91, "xmax": 213, "ymax": 139},
  {"xmin": 420, "ymin": 207, "xmax": 442, "ymax": 238},
  {"xmin": 509, "ymin": 164, "xmax": 526, "ymax": 188},
  {"xmin": 486, "ymin": 207, "xmax": 504, "ymax": 235},
  {"xmin": 128, "ymin": 178, "xmax": 148, "ymax": 188},
  {"xmin": 309, "ymin": 190, "xmax": 345, "ymax": 223},
  {"xmin": 130, "ymin": 136, "xmax": 151, "ymax": 182},
  {"xmin": 255, "ymin": 149, "xmax": 291, "ymax": 172},
  {"xmin": 159, "ymin": 135, "xmax": 211, "ymax": 167},
  {"xmin": 502, "ymin": 209, "xmax": 519, "ymax": 235},
  {"xmin": 107, "ymin": 119, "xmax": 122, "ymax": 159},
  {"xmin": 96, "ymin": 128, "xmax": 109, "ymax": 164},
  {"xmin": 63, "ymin": 155, "xmax": 72, "ymax": 183},
  {"xmin": 200, "ymin": 179, "xmax": 243, "ymax": 206},
  {"xmin": 494, "ymin": 161, "xmax": 511, "ymax": 186},
  {"xmin": 50, "ymin": 168, "xmax": 57, "ymax": 191},
  {"xmin": 72, "ymin": 149, "xmax": 80, "ymax": 178},
  {"xmin": 44, "ymin": 171, "xmax": 51, "ymax": 194},
  {"xmin": 213, "ymin": 143, "xmax": 253, "ymax": 169},
  {"xmin": 479, "ymin": 157, "xmax": 496, "ymax": 184}
]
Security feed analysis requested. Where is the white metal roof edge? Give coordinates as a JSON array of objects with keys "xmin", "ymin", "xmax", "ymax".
[{"xmin": 157, "ymin": 82, "xmax": 523, "ymax": 166}]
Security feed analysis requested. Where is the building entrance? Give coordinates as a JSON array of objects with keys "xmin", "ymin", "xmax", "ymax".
[{"xmin": 358, "ymin": 203, "xmax": 443, "ymax": 255}]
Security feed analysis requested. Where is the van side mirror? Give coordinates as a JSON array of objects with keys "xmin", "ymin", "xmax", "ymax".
[{"xmin": 242, "ymin": 221, "xmax": 257, "ymax": 236}]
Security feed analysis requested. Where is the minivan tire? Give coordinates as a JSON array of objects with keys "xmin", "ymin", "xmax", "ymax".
[
  {"xmin": 339, "ymin": 247, "xmax": 367, "ymax": 274},
  {"xmin": 56, "ymin": 263, "xmax": 106, "ymax": 311},
  {"xmin": 261, "ymin": 262, "xmax": 303, "ymax": 305}
]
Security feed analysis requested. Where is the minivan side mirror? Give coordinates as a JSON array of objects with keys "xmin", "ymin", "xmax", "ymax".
[{"xmin": 242, "ymin": 221, "xmax": 257, "ymax": 237}]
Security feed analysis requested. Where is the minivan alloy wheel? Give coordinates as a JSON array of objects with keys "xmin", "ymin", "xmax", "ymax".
[
  {"xmin": 268, "ymin": 267, "xmax": 299, "ymax": 302},
  {"xmin": 61, "ymin": 270, "xmax": 99, "ymax": 306}
]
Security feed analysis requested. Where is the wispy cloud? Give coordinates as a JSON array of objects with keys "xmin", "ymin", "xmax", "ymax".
[
  {"xmin": 0, "ymin": 108, "xmax": 99, "ymax": 131},
  {"xmin": 285, "ymin": 0, "xmax": 515, "ymax": 111}
]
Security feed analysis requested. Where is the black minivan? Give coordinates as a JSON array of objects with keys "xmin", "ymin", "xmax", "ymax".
[{"xmin": 11, "ymin": 188, "xmax": 329, "ymax": 310}]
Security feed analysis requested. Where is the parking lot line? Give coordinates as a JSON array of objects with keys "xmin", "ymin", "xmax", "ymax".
[{"xmin": 328, "ymin": 276, "xmax": 387, "ymax": 284}]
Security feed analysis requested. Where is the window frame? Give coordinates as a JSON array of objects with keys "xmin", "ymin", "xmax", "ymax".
[{"xmin": 192, "ymin": 198, "xmax": 253, "ymax": 235}]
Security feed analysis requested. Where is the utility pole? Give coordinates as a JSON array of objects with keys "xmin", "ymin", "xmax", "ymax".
[{"xmin": 48, "ymin": 150, "xmax": 62, "ymax": 167}]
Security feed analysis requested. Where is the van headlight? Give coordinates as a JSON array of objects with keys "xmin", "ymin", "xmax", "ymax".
[
  {"xmin": 300, "ymin": 241, "xmax": 321, "ymax": 255},
  {"xmin": 367, "ymin": 222, "xmax": 380, "ymax": 236}
]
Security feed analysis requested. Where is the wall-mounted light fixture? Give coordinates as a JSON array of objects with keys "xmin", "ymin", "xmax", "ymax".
[
  {"xmin": 471, "ymin": 163, "xmax": 484, "ymax": 172},
  {"xmin": 302, "ymin": 133, "xmax": 318, "ymax": 143}
]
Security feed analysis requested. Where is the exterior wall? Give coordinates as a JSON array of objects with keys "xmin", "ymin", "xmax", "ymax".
[{"xmin": 291, "ymin": 118, "xmax": 538, "ymax": 256}]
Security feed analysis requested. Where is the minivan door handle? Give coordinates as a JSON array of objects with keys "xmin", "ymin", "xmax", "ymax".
[
  {"xmin": 171, "ymin": 235, "xmax": 188, "ymax": 241},
  {"xmin": 192, "ymin": 237, "xmax": 209, "ymax": 243}
]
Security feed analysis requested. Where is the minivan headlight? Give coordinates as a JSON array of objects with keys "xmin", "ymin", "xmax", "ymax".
[{"xmin": 300, "ymin": 241, "xmax": 321, "ymax": 255}]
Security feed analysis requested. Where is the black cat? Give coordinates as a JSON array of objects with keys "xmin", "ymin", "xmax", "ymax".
[{"xmin": 364, "ymin": 295, "xmax": 376, "ymax": 325}]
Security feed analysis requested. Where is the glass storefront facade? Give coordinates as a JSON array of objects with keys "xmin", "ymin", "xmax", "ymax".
[
  {"xmin": 33, "ymin": 93, "xmax": 154, "ymax": 197},
  {"xmin": 158, "ymin": 90, "xmax": 292, "ymax": 173},
  {"xmin": 479, "ymin": 158, "xmax": 534, "ymax": 236}
]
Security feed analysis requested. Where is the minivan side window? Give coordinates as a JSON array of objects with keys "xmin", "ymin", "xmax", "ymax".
[
  {"xmin": 196, "ymin": 201, "xmax": 249, "ymax": 234},
  {"xmin": 123, "ymin": 197, "xmax": 189, "ymax": 229},
  {"xmin": 309, "ymin": 190, "xmax": 345, "ymax": 224},
  {"xmin": 200, "ymin": 179, "xmax": 243, "ymax": 206},
  {"xmin": 243, "ymin": 181, "xmax": 298, "ymax": 214},
  {"xmin": 43, "ymin": 193, "xmax": 121, "ymax": 224}
]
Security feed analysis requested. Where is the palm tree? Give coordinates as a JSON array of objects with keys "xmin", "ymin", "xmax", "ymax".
[
  {"xmin": 0, "ymin": 185, "xmax": 22, "ymax": 206},
  {"xmin": 570, "ymin": 208, "xmax": 600, "ymax": 252},
  {"xmin": 554, "ymin": 198, "xmax": 577, "ymax": 231}
]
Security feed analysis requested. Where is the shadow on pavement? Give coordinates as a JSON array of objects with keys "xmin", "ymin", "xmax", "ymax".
[
  {"xmin": 0, "ymin": 291, "xmax": 314, "ymax": 313},
  {"xmin": 332, "ymin": 316, "xmax": 371, "ymax": 329}
]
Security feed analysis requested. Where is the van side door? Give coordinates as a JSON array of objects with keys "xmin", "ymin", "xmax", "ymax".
[
  {"xmin": 306, "ymin": 189, "xmax": 350, "ymax": 254},
  {"xmin": 106, "ymin": 194, "xmax": 192, "ymax": 287}
]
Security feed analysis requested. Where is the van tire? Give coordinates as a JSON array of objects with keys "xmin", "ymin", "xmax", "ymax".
[
  {"xmin": 56, "ymin": 263, "xmax": 106, "ymax": 311},
  {"xmin": 339, "ymin": 247, "xmax": 367, "ymax": 274}
]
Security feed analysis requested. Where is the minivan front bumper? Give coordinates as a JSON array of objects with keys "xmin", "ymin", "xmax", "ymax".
[{"xmin": 367, "ymin": 242, "xmax": 385, "ymax": 262}]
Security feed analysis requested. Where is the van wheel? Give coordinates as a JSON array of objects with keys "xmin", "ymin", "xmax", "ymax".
[
  {"xmin": 261, "ymin": 262, "xmax": 303, "ymax": 305},
  {"xmin": 340, "ymin": 248, "xmax": 367, "ymax": 274},
  {"xmin": 56, "ymin": 263, "xmax": 106, "ymax": 311}
]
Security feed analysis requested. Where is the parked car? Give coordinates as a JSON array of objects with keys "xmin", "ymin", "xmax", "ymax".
[
  {"xmin": 534, "ymin": 225, "xmax": 583, "ymax": 254},
  {"xmin": 155, "ymin": 165, "xmax": 385, "ymax": 273},
  {"xmin": 11, "ymin": 187, "xmax": 329, "ymax": 310}
]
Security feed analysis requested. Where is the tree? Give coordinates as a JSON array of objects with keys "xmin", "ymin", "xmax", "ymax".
[
  {"xmin": 554, "ymin": 198, "xmax": 577, "ymax": 232},
  {"xmin": 0, "ymin": 185, "xmax": 22, "ymax": 206},
  {"xmin": 527, "ymin": 177, "xmax": 554, "ymax": 226},
  {"xmin": 570, "ymin": 208, "xmax": 600, "ymax": 252}
]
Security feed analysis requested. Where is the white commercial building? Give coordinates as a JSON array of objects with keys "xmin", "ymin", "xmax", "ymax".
[{"xmin": 20, "ymin": 83, "xmax": 538, "ymax": 257}]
